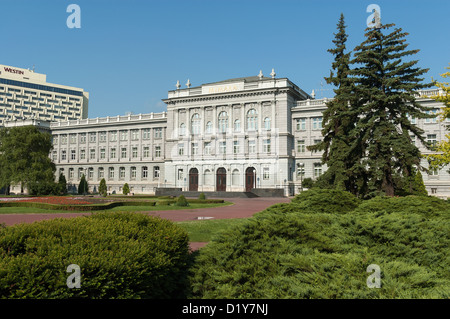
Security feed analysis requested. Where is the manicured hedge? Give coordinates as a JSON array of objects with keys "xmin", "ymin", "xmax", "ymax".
[
  {"xmin": 156, "ymin": 199, "xmax": 224, "ymax": 206},
  {"xmin": 0, "ymin": 201, "xmax": 156, "ymax": 211},
  {"xmin": 189, "ymin": 191, "xmax": 450, "ymax": 299},
  {"xmin": 0, "ymin": 212, "xmax": 190, "ymax": 298}
]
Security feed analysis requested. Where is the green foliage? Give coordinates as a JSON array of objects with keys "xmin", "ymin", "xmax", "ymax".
[
  {"xmin": 77, "ymin": 175, "xmax": 88, "ymax": 195},
  {"xmin": 189, "ymin": 190, "xmax": 450, "ymax": 298},
  {"xmin": 198, "ymin": 193, "xmax": 206, "ymax": 200},
  {"xmin": 0, "ymin": 126, "xmax": 55, "ymax": 191},
  {"xmin": 122, "ymin": 183, "xmax": 130, "ymax": 195},
  {"xmin": 98, "ymin": 178, "xmax": 107, "ymax": 197},
  {"xmin": 301, "ymin": 177, "xmax": 314, "ymax": 189},
  {"xmin": 175, "ymin": 195, "xmax": 189, "ymax": 207},
  {"xmin": 0, "ymin": 212, "xmax": 190, "ymax": 298},
  {"xmin": 0, "ymin": 200, "xmax": 156, "ymax": 211},
  {"xmin": 413, "ymin": 171, "xmax": 428, "ymax": 196},
  {"xmin": 57, "ymin": 174, "xmax": 67, "ymax": 195}
]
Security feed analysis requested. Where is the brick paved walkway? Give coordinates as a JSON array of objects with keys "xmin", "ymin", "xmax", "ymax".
[{"xmin": 0, "ymin": 197, "xmax": 291, "ymax": 250}]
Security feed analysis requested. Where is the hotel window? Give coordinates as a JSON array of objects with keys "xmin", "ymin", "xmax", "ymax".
[
  {"xmin": 263, "ymin": 139, "xmax": 271, "ymax": 153},
  {"xmin": 234, "ymin": 119, "xmax": 241, "ymax": 132},
  {"xmin": 132, "ymin": 147, "xmax": 138, "ymax": 158},
  {"xmin": 178, "ymin": 143, "xmax": 184, "ymax": 156},
  {"xmin": 264, "ymin": 117, "xmax": 271, "ymax": 130},
  {"xmin": 248, "ymin": 140, "xmax": 256, "ymax": 153},
  {"xmin": 121, "ymin": 147, "xmax": 127, "ymax": 158},
  {"xmin": 206, "ymin": 121, "xmax": 212, "ymax": 134},
  {"xmin": 204, "ymin": 142, "xmax": 211, "ymax": 155},
  {"xmin": 100, "ymin": 148, "xmax": 106, "ymax": 159},
  {"xmin": 143, "ymin": 146, "xmax": 150, "ymax": 158},
  {"xmin": 61, "ymin": 150, "xmax": 67, "ymax": 160},
  {"xmin": 88, "ymin": 167, "xmax": 94, "ymax": 180},
  {"xmin": 119, "ymin": 167, "xmax": 125, "ymax": 179},
  {"xmin": 425, "ymin": 109, "xmax": 438, "ymax": 123},
  {"xmin": 120, "ymin": 130, "xmax": 128, "ymax": 141},
  {"xmin": 110, "ymin": 131, "xmax": 117, "ymax": 142},
  {"xmin": 90, "ymin": 149, "xmax": 95, "ymax": 160},
  {"xmin": 98, "ymin": 167, "xmax": 104, "ymax": 179},
  {"xmin": 89, "ymin": 133, "xmax": 96, "ymax": 143},
  {"xmin": 71, "ymin": 150, "xmax": 76, "ymax": 160},
  {"xmin": 179, "ymin": 123, "xmax": 186, "ymax": 136},
  {"xmin": 131, "ymin": 130, "xmax": 139, "ymax": 141},
  {"xmin": 69, "ymin": 168, "xmax": 74, "ymax": 179},
  {"xmin": 142, "ymin": 166, "xmax": 148, "ymax": 179},
  {"xmin": 314, "ymin": 163, "xmax": 323, "ymax": 178},
  {"xmin": 191, "ymin": 113, "xmax": 201, "ymax": 135},
  {"xmin": 109, "ymin": 167, "xmax": 115, "ymax": 179},
  {"xmin": 219, "ymin": 141, "xmax": 226, "ymax": 154},
  {"xmin": 154, "ymin": 128, "xmax": 163, "ymax": 139},
  {"xmin": 80, "ymin": 149, "xmax": 86, "ymax": 160},
  {"xmin": 247, "ymin": 109, "xmax": 258, "ymax": 131},
  {"xmin": 155, "ymin": 145, "xmax": 161, "ymax": 157},
  {"xmin": 427, "ymin": 134, "xmax": 437, "ymax": 148},
  {"xmin": 154, "ymin": 166, "xmax": 160, "ymax": 179},
  {"xmin": 218, "ymin": 111, "xmax": 228, "ymax": 133},
  {"xmin": 233, "ymin": 141, "xmax": 240, "ymax": 154},
  {"xmin": 312, "ymin": 117, "xmax": 323, "ymax": 130},
  {"xmin": 142, "ymin": 128, "xmax": 151, "ymax": 140},
  {"xmin": 297, "ymin": 140, "xmax": 306, "ymax": 153},
  {"xmin": 110, "ymin": 148, "xmax": 116, "ymax": 159},
  {"xmin": 99, "ymin": 131, "xmax": 106, "ymax": 142},
  {"xmin": 263, "ymin": 167, "xmax": 270, "ymax": 180},
  {"xmin": 296, "ymin": 118, "xmax": 306, "ymax": 130},
  {"xmin": 191, "ymin": 143, "xmax": 198, "ymax": 155},
  {"xmin": 71, "ymin": 134, "xmax": 78, "ymax": 144},
  {"xmin": 130, "ymin": 167, "xmax": 137, "ymax": 179}
]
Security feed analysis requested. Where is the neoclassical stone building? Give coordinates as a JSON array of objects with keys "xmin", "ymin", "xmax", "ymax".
[{"xmin": 4, "ymin": 72, "xmax": 449, "ymax": 198}]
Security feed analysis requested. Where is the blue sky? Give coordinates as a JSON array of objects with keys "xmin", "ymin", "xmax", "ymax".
[{"xmin": 1, "ymin": 0, "xmax": 449, "ymax": 118}]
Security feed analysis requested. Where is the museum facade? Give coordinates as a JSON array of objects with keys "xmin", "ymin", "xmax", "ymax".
[{"xmin": 4, "ymin": 72, "xmax": 449, "ymax": 197}]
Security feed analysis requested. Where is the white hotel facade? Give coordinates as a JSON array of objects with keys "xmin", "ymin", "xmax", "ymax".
[{"xmin": 3, "ymin": 71, "xmax": 449, "ymax": 197}]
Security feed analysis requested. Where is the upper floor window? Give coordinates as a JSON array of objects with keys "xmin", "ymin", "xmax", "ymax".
[
  {"xmin": 234, "ymin": 119, "xmax": 241, "ymax": 132},
  {"xmin": 206, "ymin": 121, "xmax": 212, "ymax": 134},
  {"xmin": 191, "ymin": 113, "xmax": 201, "ymax": 135},
  {"xmin": 312, "ymin": 117, "xmax": 323, "ymax": 130},
  {"xmin": 179, "ymin": 123, "xmax": 186, "ymax": 136},
  {"xmin": 154, "ymin": 128, "xmax": 163, "ymax": 139},
  {"xmin": 218, "ymin": 111, "xmax": 228, "ymax": 133},
  {"xmin": 296, "ymin": 118, "xmax": 306, "ymax": 130},
  {"xmin": 247, "ymin": 109, "xmax": 258, "ymax": 131},
  {"xmin": 264, "ymin": 117, "xmax": 271, "ymax": 130}
]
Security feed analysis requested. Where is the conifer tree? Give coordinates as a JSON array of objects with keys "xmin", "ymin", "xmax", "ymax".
[
  {"xmin": 351, "ymin": 22, "xmax": 433, "ymax": 197},
  {"xmin": 308, "ymin": 13, "xmax": 363, "ymax": 195}
]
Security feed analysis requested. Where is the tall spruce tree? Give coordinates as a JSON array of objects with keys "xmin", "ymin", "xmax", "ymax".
[
  {"xmin": 352, "ymin": 22, "xmax": 433, "ymax": 197},
  {"xmin": 308, "ymin": 14, "xmax": 362, "ymax": 195}
]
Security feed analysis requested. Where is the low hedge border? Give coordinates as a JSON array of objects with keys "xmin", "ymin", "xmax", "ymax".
[
  {"xmin": 0, "ymin": 201, "xmax": 156, "ymax": 211},
  {"xmin": 157, "ymin": 199, "xmax": 224, "ymax": 206}
]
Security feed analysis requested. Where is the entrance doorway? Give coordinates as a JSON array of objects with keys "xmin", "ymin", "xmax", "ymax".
[
  {"xmin": 189, "ymin": 168, "xmax": 199, "ymax": 191},
  {"xmin": 216, "ymin": 167, "xmax": 227, "ymax": 191},
  {"xmin": 245, "ymin": 167, "xmax": 256, "ymax": 192}
]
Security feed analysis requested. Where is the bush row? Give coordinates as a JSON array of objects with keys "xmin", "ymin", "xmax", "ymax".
[
  {"xmin": 0, "ymin": 212, "xmax": 191, "ymax": 298},
  {"xmin": 0, "ymin": 200, "xmax": 156, "ymax": 211}
]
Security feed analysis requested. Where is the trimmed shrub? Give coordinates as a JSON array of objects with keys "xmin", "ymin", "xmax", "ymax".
[
  {"xmin": 189, "ymin": 190, "xmax": 449, "ymax": 299},
  {"xmin": 0, "ymin": 200, "xmax": 156, "ymax": 211},
  {"xmin": 122, "ymin": 183, "xmax": 130, "ymax": 195},
  {"xmin": 0, "ymin": 212, "xmax": 190, "ymax": 298},
  {"xmin": 176, "ymin": 195, "xmax": 189, "ymax": 207},
  {"xmin": 198, "ymin": 193, "xmax": 206, "ymax": 200},
  {"xmin": 157, "ymin": 200, "xmax": 176, "ymax": 206}
]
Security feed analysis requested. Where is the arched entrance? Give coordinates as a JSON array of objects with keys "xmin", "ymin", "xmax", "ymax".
[
  {"xmin": 189, "ymin": 168, "xmax": 199, "ymax": 191},
  {"xmin": 245, "ymin": 167, "xmax": 256, "ymax": 192},
  {"xmin": 216, "ymin": 167, "xmax": 227, "ymax": 191}
]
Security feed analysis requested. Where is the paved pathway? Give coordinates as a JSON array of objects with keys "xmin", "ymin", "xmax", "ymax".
[{"xmin": 0, "ymin": 197, "xmax": 292, "ymax": 250}]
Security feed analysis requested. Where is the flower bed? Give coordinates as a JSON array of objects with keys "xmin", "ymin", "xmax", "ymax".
[{"xmin": 11, "ymin": 196, "xmax": 93, "ymax": 205}]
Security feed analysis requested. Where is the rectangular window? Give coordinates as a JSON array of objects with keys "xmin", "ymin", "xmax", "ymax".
[
  {"xmin": 53, "ymin": 135, "xmax": 59, "ymax": 145},
  {"xmin": 80, "ymin": 149, "xmax": 85, "ymax": 160},
  {"xmin": 143, "ymin": 146, "xmax": 150, "ymax": 158},
  {"xmin": 220, "ymin": 141, "xmax": 226, "ymax": 154},
  {"xmin": 61, "ymin": 135, "xmax": 67, "ymax": 144},
  {"xmin": 88, "ymin": 168, "xmax": 94, "ymax": 180},
  {"xmin": 191, "ymin": 143, "xmax": 198, "ymax": 155},
  {"xmin": 204, "ymin": 142, "xmax": 211, "ymax": 155},
  {"xmin": 61, "ymin": 150, "xmax": 67, "ymax": 161},
  {"xmin": 131, "ymin": 167, "xmax": 137, "ymax": 179},
  {"xmin": 178, "ymin": 169, "xmax": 183, "ymax": 180},
  {"xmin": 233, "ymin": 141, "xmax": 239, "ymax": 154},
  {"xmin": 119, "ymin": 167, "xmax": 125, "ymax": 179},
  {"xmin": 132, "ymin": 147, "xmax": 138, "ymax": 158},
  {"xmin": 109, "ymin": 167, "xmax": 115, "ymax": 179},
  {"xmin": 425, "ymin": 109, "xmax": 438, "ymax": 123},
  {"xmin": 155, "ymin": 145, "xmax": 161, "ymax": 157},
  {"xmin": 90, "ymin": 149, "xmax": 95, "ymax": 160},
  {"xmin": 142, "ymin": 128, "xmax": 151, "ymax": 140},
  {"xmin": 314, "ymin": 163, "xmax": 323, "ymax": 178},
  {"xmin": 69, "ymin": 168, "xmax": 74, "ymax": 179},
  {"xmin": 297, "ymin": 140, "xmax": 306, "ymax": 153},
  {"xmin": 71, "ymin": 134, "xmax": 78, "ymax": 144},
  {"xmin": 312, "ymin": 117, "xmax": 323, "ymax": 130},
  {"xmin": 263, "ymin": 167, "xmax": 270, "ymax": 180},
  {"xmin": 110, "ymin": 148, "xmax": 116, "ymax": 159},
  {"xmin": 99, "ymin": 131, "xmax": 107, "ymax": 142},
  {"xmin": 52, "ymin": 151, "xmax": 57, "ymax": 161},
  {"xmin": 248, "ymin": 140, "xmax": 256, "ymax": 153},
  {"xmin": 142, "ymin": 167, "xmax": 148, "ymax": 179},
  {"xmin": 121, "ymin": 147, "xmax": 127, "ymax": 158},
  {"xmin": 154, "ymin": 166, "xmax": 160, "ymax": 179},
  {"xmin": 263, "ymin": 139, "xmax": 271, "ymax": 153},
  {"xmin": 110, "ymin": 131, "xmax": 117, "ymax": 142},
  {"xmin": 154, "ymin": 128, "xmax": 163, "ymax": 139},
  {"xmin": 98, "ymin": 167, "xmax": 104, "ymax": 179},
  {"xmin": 120, "ymin": 130, "xmax": 128, "ymax": 141},
  {"xmin": 296, "ymin": 118, "xmax": 306, "ymax": 130},
  {"xmin": 131, "ymin": 130, "xmax": 139, "ymax": 141},
  {"xmin": 100, "ymin": 148, "xmax": 106, "ymax": 159},
  {"xmin": 71, "ymin": 150, "xmax": 76, "ymax": 160},
  {"xmin": 178, "ymin": 144, "xmax": 184, "ymax": 156},
  {"xmin": 427, "ymin": 134, "xmax": 437, "ymax": 148},
  {"xmin": 89, "ymin": 133, "xmax": 96, "ymax": 143}
]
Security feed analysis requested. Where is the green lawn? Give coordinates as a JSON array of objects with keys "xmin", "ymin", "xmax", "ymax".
[
  {"xmin": 0, "ymin": 201, "xmax": 233, "ymax": 214},
  {"xmin": 177, "ymin": 218, "xmax": 248, "ymax": 242}
]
